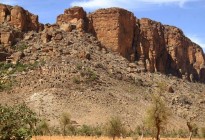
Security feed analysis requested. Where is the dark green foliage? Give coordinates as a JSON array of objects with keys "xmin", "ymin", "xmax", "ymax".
[
  {"xmin": 0, "ymin": 103, "xmax": 38, "ymax": 140},
  {"xmin": 105, "ymin": 116, "xmax": 126, "ymax": 140}
]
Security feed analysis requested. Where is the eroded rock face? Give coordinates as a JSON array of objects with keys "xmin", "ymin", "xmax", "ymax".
[
  {"xmin": 85, "ymin": 8, "xmax": 205, "ymax": 82},
  {"xmin": 0, "ymin": 4, "xmax": 204, "ymax": 82},
  {"xmin": 0, "ymin": 26, "xmax": 23, "ymax": 48},
  {"xmin": 56, "ymin": 6, "xmax": 88, "ymax": 32},
  {"xmin": 88, "ymin": 8, "xmax": 136, "ymax": 60},
  {"xmin": 164, "ymin": 25, "xmax": 205, "ymax": 82},
  {"xmin": 0, "ymin": 4, "xmax": 42, "ymax": 31},
  {"xmin": 136, "ymin": 18, "xmax": 168, "ymax": 73}
]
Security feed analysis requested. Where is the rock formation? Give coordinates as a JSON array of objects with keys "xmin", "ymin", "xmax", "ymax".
[
  {"xmin": 136, "ymin": 18, "xmax": 168, "ymax": 73},
  {"xmin": 85, "ymin": 8, "xmax": 205, "ymax": 82},
  {"xmin": 0, "ymin": 4, "xmax": 43, "ymax": 31},
  {"xmin": 164, "ymin": 25, "xmax": 205, "ymax": 82},
  {"xmin": 0, "ymin": 4, "xmax": 205, "ymax": 82},
  {"xmin": 88, "ymin": 8, "xmax": 136, "ymax": 60},
  {"xmin": 56, "ymin": 6, "xmax": 88, "ymax": 32}
]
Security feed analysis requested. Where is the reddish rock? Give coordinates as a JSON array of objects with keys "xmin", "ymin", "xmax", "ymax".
[
  {"xmin": 0, "ymin": 4, "xmax": 42, "ymax": 31},
  {"xmin": 0, "ymin": 31, "xmax": 14, "ymax": 46},
  {"xmin": 55, "ymin": 7, "xmax": 205, "ymax": 82},
  {"xmin": 136, "ymin": 18, "xmax": 168, "ymax": 73},
  {"xmin": 88, "ymin": 8, "xmax": 136, "ymax": 60},
  {"xmin": 56, "ymin": 6, "xmax": 87, "ymax": 32},
  {"xmin": 164, "ymin": 25, "xmax": 205, "ymax": 82}
]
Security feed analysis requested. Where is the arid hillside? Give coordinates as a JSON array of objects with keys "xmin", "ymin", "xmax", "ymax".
[{"xmin": 0, "ymin": 4, "xmax": 205, "ymax": 131}]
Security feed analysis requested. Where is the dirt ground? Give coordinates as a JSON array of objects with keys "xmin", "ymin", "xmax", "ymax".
[{"xmin": 31, "ymin": 136, "xmax": 204, "ymax": 140}]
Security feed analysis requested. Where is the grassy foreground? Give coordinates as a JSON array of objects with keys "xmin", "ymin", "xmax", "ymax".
[{"xmin": 31, "ymin": 136, "xmax": 204, "ymax": 140}]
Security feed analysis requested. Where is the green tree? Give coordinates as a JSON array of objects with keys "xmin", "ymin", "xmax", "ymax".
[
  {"xmin": 59, "ymin": 112, "xmax": 71, "ymax": 136},
  {"xmin": 105, "ymin": 116, "xmax": 126, "ymax": 140},
  {"xmin": 145, "ymin": 94, "xmax": 170, "ymax": 140},
  {"xmin": 0, "ymin": 103, "xmax": 38, "ymax": 140}
]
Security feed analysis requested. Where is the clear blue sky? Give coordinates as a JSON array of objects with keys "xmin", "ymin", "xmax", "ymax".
[{"xmin": 1, "ymin": 0, "xmax": 205, "ymax": 50}]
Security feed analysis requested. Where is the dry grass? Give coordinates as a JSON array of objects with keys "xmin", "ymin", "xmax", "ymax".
[{"xmin": 31, "ymin": 136, "xmax": 204, "ymax": 140}]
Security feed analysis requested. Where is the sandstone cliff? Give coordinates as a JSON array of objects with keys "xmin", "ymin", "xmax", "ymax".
[
  {"xmin": 88, "ymin": 8, "xmax": 136, "ymax": 60},
  {"xmin": 56, "ymin": 6, "xmax": 205, "ymax": 82},
  {"xmin": 0, "ymin": 4, "xmax": 42, "ymax": 31},
  {"xmin": 56, "ymin": 6, "xmax": 88, "ymax": 32},
  {"xmin": 0, "ymin": 4, "xmax": 205, "ymax": 82},
  {"xmin": 0, "ymin": 4, "xmax": 43, "ymax": 48}
]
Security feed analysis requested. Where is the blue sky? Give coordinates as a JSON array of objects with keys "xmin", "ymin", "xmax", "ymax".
[{"xmin": 1, "ymin": 0, "xmax": 205, "ymax": 50}]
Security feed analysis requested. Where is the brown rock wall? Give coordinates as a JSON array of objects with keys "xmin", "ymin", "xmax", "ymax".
[
  {"xmin": 164, "ymin": 25, "xmax": 205, "ymax": 81},
  {"xmin": 88, "ymin": 8, "xmax": 136, "ymax": 60},
  {"xmin": 0, "ymin": 4, "xmax": 42, "ymax": 31},
  {"xmin": 55, "ymin": 7, "xmax": 205, "ymax": 82},
  {"xmin": 137, "ymin": 18, "xmax": 168, "ymax": 73},
  {"xmin": 56, "ymin": 6, "xmax": 87, "ymax": 32},
  {"xmin": 1, "ymin": 4, "xmax": 205, "ymax": 82}
]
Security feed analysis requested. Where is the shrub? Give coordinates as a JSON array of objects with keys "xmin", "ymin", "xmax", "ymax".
[
  {"xmin": 80, "ymin": 68, "xmax": 98, "ymax": 83},
  {"xmin": 0, "ymin": 80, "xmax": 13, "ymax": 92},
  {"xmin": 177, "ymin": 129, "xmax": 188, "ymax": 138},
  {"xmin": 78, "ymin": 125, "xmax": 94, "ymax": 136},
  {"xmin": 59, "ymin": 113, "xmax": 71, "ymax": 136},
  {"xmin": 105, "ymin": 116, "xmax": 126, "ymax": 140},
  {"xmin": 0, "ymin": 103, "xmax": 38, "ymax": 140},
  {"xmin": 76, "ymin": 63, "xmax": 83, "ymax": 70},
  {"xmin": 35, "ymin": 120, "xmax": 50, "ymax": 136},
  {"xmin": 73, "ymin": 76, "xmax": 81, "ymax": 84},
  {"xmin": 199, "ymin": 127, "xmax": 205, "ymax": 138},
  {"xmin": 77, "ymin": 125, "xmax": 102, "ymax": 136}
]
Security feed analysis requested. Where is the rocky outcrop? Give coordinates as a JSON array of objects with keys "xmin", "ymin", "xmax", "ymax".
[
  {"xmin": 134, "ymin": 18, "xmax": 205, "ymax": 82},
  {"xmin": 0, "ymin": 25, "xmax": 23, "ymax": 48},
  {"xmin": 0, "ymin": 4, "xmax": 43, "ymax": 31},
  {"xmin": 0, "ymin": 4, "xmax": 204, "ymax": 82},
  {"xmin": 85, "ymin": 8, "xmax": 205, "ymax": 82},
  {"xmin": 56, "ymin": 6, "xmax": 88, "ymax": 32},
  {"xmin": 0, "ymin": 4, "xmax": 43, "ymax": 49},
  {"xmin": 135, "ymin": 18, "xmax": 168, "ymax": 73},
  {"xmin": 88, "ymin": 8, "xmax": 136, "ymax": 60},
  {"xmin": 164, "ymin": 25, "xmax": 205, "ymax": 82}
]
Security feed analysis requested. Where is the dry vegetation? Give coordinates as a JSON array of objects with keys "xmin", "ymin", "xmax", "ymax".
[{"xmin": 31, "ymin": 136, "xmax": 204, "ymax": 140}]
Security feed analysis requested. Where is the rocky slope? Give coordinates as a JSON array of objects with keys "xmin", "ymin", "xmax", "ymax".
[
  {"xmin": 0, "ymin": 4, "xmax": 205, "ymax": 130},
  {"xmin": 55, "ymin": 6, "xmax": 205, "ymax": 82}
]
